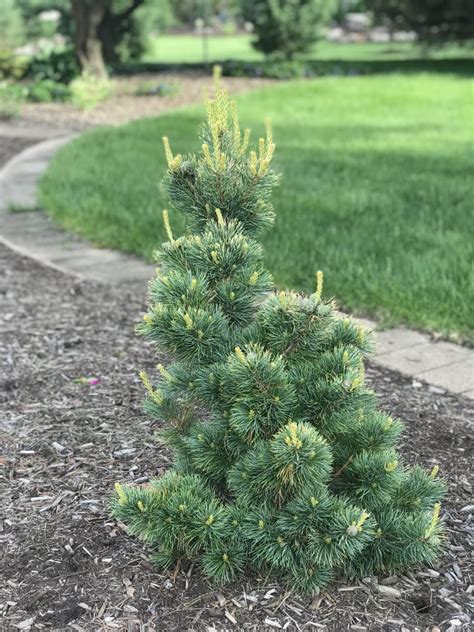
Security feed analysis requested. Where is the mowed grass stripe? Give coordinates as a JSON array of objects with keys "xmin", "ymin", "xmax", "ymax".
[{"xmin": 39, "ymin": 74, "xmax": 474, "ymax": 340}]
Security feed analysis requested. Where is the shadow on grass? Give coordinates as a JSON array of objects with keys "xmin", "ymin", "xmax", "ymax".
[{"xmin": 39, "ymin": 85, "xmax": 473, "ymax": 338}]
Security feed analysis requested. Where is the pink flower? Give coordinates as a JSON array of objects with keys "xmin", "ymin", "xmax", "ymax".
[{"xmin": 73, "ymin": 376, "xmax": 101, "ymax": 386}]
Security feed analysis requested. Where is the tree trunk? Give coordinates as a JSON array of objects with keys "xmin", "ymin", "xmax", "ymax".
[
  {"xmin": 71, "ymin": 0, "xmax": 109, "ymax": 77},
  {"xmin": 98, "ymin": 11, "xmax": 121, "ymax": 65}
]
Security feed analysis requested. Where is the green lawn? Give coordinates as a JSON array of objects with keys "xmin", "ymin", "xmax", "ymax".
[
  {"xmin": 144, "ymin": 34, "xmax": 471, "ymax": 64},
  {"xmin": 40, "ymin": 74, "xmax": 474, "ymax": 340}
]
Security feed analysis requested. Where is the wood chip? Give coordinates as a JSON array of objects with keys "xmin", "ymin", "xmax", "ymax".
[
  {"xmin": 14, "ymin": 618, "xmax": 35, "ymax": 630},
  {"xmin": 377, "ymin": 585, "xmax": 401, "ymax": 599},
  {"xmin": 225, "ymin": 609, "xmax": 237, "ymax": 625},
  {"xmin": 216, "ymin": 593, "xmax": 226, "ymax": 607},
  {"xmin": 122, "ymin": 577, "xmax": 135, "ymax": 599},
  {"xmin": 264, "ymin": 618, "xmax": 282, "ymax": 629}
]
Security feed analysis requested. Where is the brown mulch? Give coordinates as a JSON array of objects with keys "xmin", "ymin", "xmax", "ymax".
[
  {"xmin": 17, "ymin": 73, "xmax": 275, "ymax": 131},
  {"xmin": 0, "ymin": 137, "xmax": 40, "ymax": 168},
  {"xmin": 1, "ymin": 240, "xmax": 472, "ymax": 632}
]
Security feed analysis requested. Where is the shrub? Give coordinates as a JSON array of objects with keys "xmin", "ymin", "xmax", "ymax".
[
  {"xmin": 27, "ymin": 79, "xmax": 71, "ymax": 103},
  {"xmin": 0, "ymin": 81, "xmax": 25, "ymax": 119},
  {"xmin": 221, "ymin": 58, "xmax": 474, "ymax": 79},
  {"xmin": 70, "ymin": 73, "xmax": 112, "ymax": 109},
  {"xmin": 25, "ymin": 47, "xmax": 80, "ymax": 85},
  {"xmin": 0, "ymin": 50, "xmax": 28, "ymax": 81},
  {"xmin": 133, "ymin": 80, "xmax": 179, "ymax": 97},
  {"xmin": 222, "ymin": 59, "xmax": 309, "ymax": 79},
  {"xmin": 250, "ymin": 0, "xmax": 335, "ymax": 59},
  {"xmin": 112, "ymin": 89, "xmax": 445, "ymax": 594}
]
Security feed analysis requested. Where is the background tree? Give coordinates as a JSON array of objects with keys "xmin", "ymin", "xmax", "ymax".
[
  {"xmin": 18, "ymin": 1, "xmax": 170, "ymax": 76},
  {"xmin": 171, "ymin": 0, "xmax": 239, "ymax": 27},
  {"xmin": 0, "ymin": 0, "xmax": 25, "ymax": 50},
  {"xmin": 366, "ymin": 0, "xmax": 473, "ymax": 45},
  {"xmin": 17, "ymin": 1, "xmax": 71, "ymax": 45},
  {"xmin": 71, "ymin": 0, "xmax": 153, "ymax": 75},
  {"xmin": 331, "ymin": 1, "xmax": 369, "ymax": 26},
  {"xmin": 247, "ymin": 0, "xmax": 336, "ymax": 59},
  {"xmin": 70, "ymin": 0, "xmax": 109, "ymax": 76},
  {"xmin": 133, "ymin": 0, "xmax": 175, "ymax": 39}
]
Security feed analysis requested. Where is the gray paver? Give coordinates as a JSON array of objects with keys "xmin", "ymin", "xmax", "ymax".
[
  {"xmin": 374, "ymin": 328, "xmax": 428, "ymax": 356},
  {"xmin": 374, "ymin": 340, "xmax": 471, "ymax": 375},
  {"xmin": 0, "ymin": 121, "xmax": 76, "ymax": 139},
  {"xmin": 353, "ymin": 317, "xmax": 377, "ymax": 331},
  {"xmin": 0, "ymin": 134, "xmax": 154, "ymax": 286},
  {"xmin": 418, "ymin": 358, "xmax": 474, "ymax": 394},
  {"xmin": 74, "ymin": 259, "xmax": 155, "ymax": 283}
]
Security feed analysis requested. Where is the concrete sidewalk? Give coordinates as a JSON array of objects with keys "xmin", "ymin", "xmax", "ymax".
[{"xmin": 1, "ymin": 133, "xmax": 472, "ymax": 399}]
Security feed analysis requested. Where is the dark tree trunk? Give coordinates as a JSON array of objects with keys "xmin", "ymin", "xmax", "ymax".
[
  {"xmin": 98, "ymin": 12, "xmax": 121, "ymax": 64},
  {"xmin": 71, "ymin": 0, "xmax": 145, "ymax": 73},
  {"xmin": 71, "ymin": 0, "xmax": 109, "ymax": 77}
]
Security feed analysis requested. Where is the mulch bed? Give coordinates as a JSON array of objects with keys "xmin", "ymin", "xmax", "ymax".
[
  {"xmin": 0, "ymin": 137, "xmax": 39, "ymax": 168},
  {"xmin": 17, "ymin": 73, "xmax": 274, "ymax": 130},
  {"xmin": 1, "ymin": 241, "xmax": 472, "ymax": 632}
]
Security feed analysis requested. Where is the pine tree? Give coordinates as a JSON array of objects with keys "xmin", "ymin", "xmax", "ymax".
[
  {"xmin": 112, "ymin": 81, "xmax": 446, "ymax": 594},
  {"xmin": 248, "ymin": 0, "xmax": 335, "ymax": 60}
]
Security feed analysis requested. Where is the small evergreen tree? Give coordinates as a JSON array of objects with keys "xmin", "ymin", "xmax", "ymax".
[
  {"xmin": 112, "ymin": 84, "xmax": 446, "ymax": 593},
  {"xmin": 247, "ymin": 0, "xmax": 335, "ymax": 59}
]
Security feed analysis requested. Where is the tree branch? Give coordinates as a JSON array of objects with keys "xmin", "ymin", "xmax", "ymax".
[
  {"xmin": 117, "ymin": 0, "xmax": 145, "ymax": 20},
  {"xmin": 332, "ymin": 455, "xmax": 353, "ymax": 479}
]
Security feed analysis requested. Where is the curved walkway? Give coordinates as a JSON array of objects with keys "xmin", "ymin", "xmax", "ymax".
[
  {"xmin": 1, "ymin": 131, "xmax": 472, "ymax": 399},
  {"xmin": 0, "ymin": 134, "xmax": 154, "ymax": 290}
]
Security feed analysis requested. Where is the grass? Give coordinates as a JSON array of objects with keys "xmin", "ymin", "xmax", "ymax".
[
  {"xmin": 40, "ymin": 74, "xmax": 474, "ymax": 340},
  {"xmin": 144, "ymin": 34, "xmax": 472, "ymax": 64}
]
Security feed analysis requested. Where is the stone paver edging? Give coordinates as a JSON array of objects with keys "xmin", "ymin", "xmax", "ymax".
[
  {"xmin": 1, "ymin": 133, "xmax": 472, "ymax": 399},
  {"xmin": 0, "ymin": 135, "xmax": 154, "ymax": 289}
]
